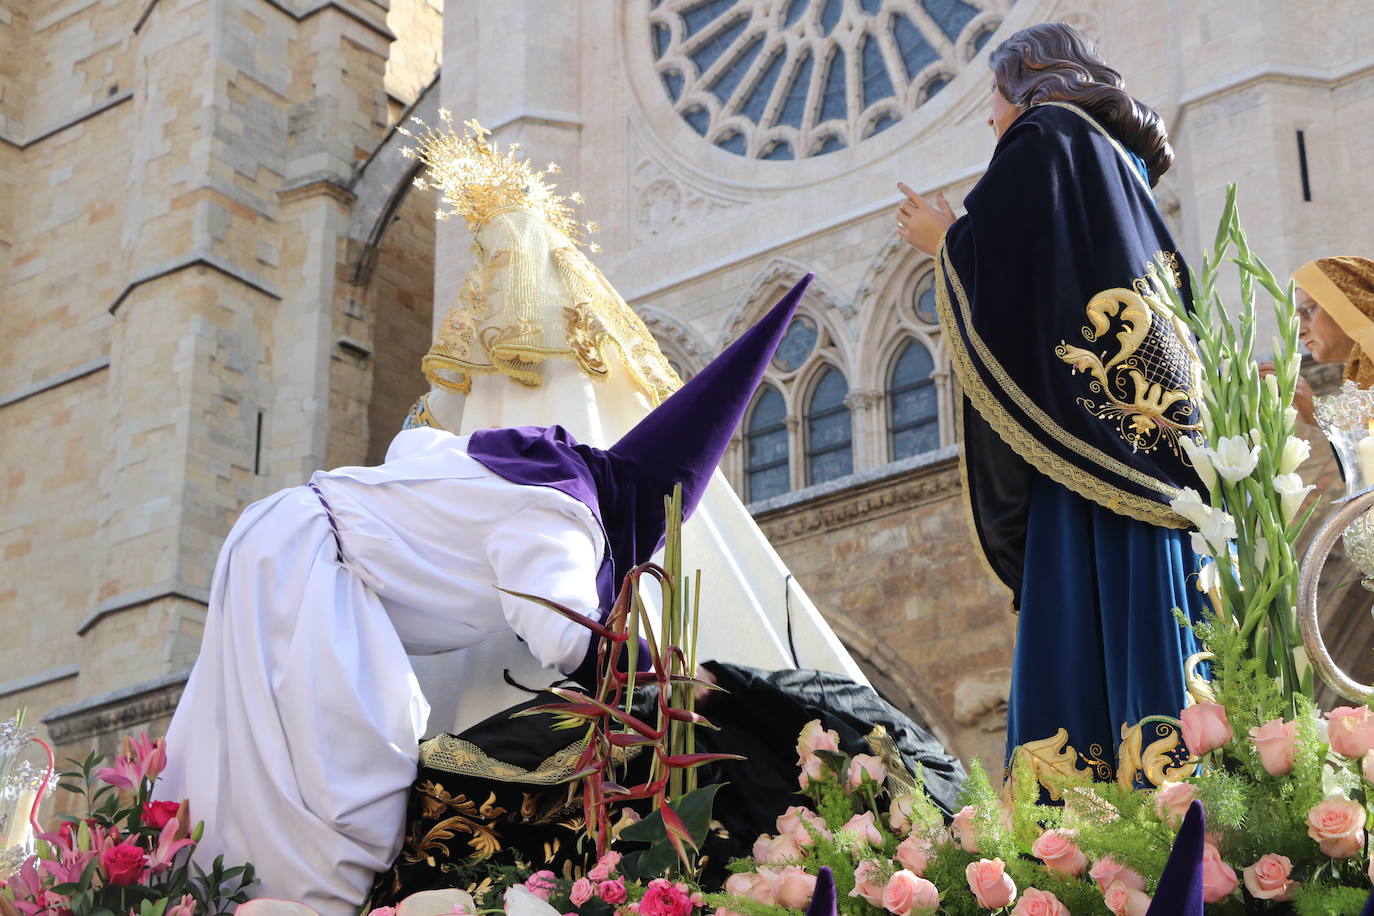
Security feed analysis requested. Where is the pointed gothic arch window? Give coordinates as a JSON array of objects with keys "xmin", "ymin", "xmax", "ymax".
[
  {"xmin": 805, "ymin": 365, "xmax": 852, "ymax": 484},
  {"xmin": 889, "ymin": 338, "xmax": 939, "ymax": 459},
  {"xmin": 746, "ymin": 385, "xmax": 790, "ymax": 501}
]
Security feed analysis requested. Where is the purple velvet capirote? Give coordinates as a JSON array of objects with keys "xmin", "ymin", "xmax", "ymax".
[
  {"xmin": 804, "ymin": 867, "xmax": 837, "ymax": 916},
  {"xmin": 1146, "ymin": 800, "xmax": 1205, "ymax": 916},
  {"xmin": 464, "ymin": 274, "xmax": 812, "ymax": 682},
  {"xmin": 467, "ymin": 273, "xmax": 812, "ymax": 608}
]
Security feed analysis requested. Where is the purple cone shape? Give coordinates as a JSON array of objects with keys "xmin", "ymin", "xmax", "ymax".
[
  {"xmin": 804, "ymin": 866, "xmax": 837, "ymax": 916},
  {"xmin": 467, "ymin": 274, "xmax": 813, "ymax": 602},
  {"xmin": 1146, "ymin": 800, "xmax": 1205, "ymax": 916}
]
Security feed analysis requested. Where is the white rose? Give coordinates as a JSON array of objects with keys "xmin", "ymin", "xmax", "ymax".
[
  {"xmin": 1212, "ymin": 435, "xmax": 1260, "ymax": 483},
  {"xmin": 1179, "ymin": 438, "xmax": 1217, "ymax": 492},
  {"xmin": 1274, "ymin": 473, "xmax": 1314, "ymax": 523},
  {"xmin": 1279, "ymin": 436, "xmax": 1311, "ymax": 476}
]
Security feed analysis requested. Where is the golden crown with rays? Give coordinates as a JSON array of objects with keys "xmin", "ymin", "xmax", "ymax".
[{"xmin": 398, "ymin": 110, "xmax": 601, "ymax": 252}]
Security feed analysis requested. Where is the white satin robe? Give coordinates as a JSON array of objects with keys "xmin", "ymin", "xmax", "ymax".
[{"xmin": 157, "ymin": 428, "xmax": 605, "ymax": 915}]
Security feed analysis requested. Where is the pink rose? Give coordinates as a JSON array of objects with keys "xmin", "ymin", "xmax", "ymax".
[
  {"xmin": 774, "ymin": 866, "xmax": 817, "ymax": 910},
  {"xmin": 570, "ymin": 878, "xmax": 595, "ymax": 907},
  {"xmin": 1242, "ymin": 853, "xmax": 1297, "ymax": 901},
  {"xmin": 1363, "ymin": 751, "xmax": 1374, "ymax": 786},
  {"xmin": 1249, "ymin": 718, "xmax": 1298, "ymax": 775},
  {"xmin": 1201, "ymin": 843, "xmax": 1239, "ymax": 902},
  {"xmin": 586, "ymin": 850, "xmax": 621, "ymax": 882},
  {"xmin": 895, "ymin": 835, "xmax": 931, "ymax": 876},
  {"xmin": 1090, "ymin": 857, "xmax": 1145, "ymax": 893},
  {"xmin": 882, "ymin": 870, "xmax": 939, "ymax": 916},
  {"xmin": 1306, "ymin": 796, "xmax": 1367, "ymax": 858},
  {"xmin": 1102, "ymin": 881, "xmax": 1151, "ymax": 916},
  {"xmin": 725, "ymin": 872, "xmax": 761, "ymax": 900},
  {"xmin": 598, "ymin": 878, "xmax": 627, "ymax": 905},
  {"xmin": 777, "ymin": 806, "xmax": 830, "ymax": 846},
  {"xmin": 1031, "ymin": 830, "xmax": 1087, "ymax": 877},
  {"xmin": 753, "ymin": 833, "xmax": 803, "ymax": 864},
  {"xmin": 638, "ymin": 878, "xmax": 695, "ymax": 916},
  {"xmin": 1010, "ymin": 887, "xmax": 1069, "ymax": 916},
  {"xmin": 1153, "ymin": 781, "xmax": 1199, "ymax": 828},
  {"xmin": 100, "ymin": 839, "xmax": 147, "ymax": 886},
  {"xmin": 798, "ymin": 753, "xmax": 827, "ymax": 789},
  {"xmin": 850, "ymin": 859, "xmax": 888, "ymax": 907},
  {"xmin": 951, "ymin": 804, "xmax": 979, "ymax": 853},
  {"xmin": 1326, "ymin": 707, "xmax": 1374, "ymax": 759},
  {"xmin": 525, "ymin": 871, "xmax": 557, "ymax": 902},
  {"xmin": 888, "ymin": 794, "xmax": 919, "ymax": 835},
  {"xmin": 1180, "ymin": 702, "xmax": 1233, "ymax": 757},
  {"xmin": 796, "ymin": 720, "xmax": 840, "ymax": 763},
  {"xmin": 965, "ymin": 858, "xmax": 1017, "ymax": 909},
  {"xmin": 846, "ymin": 754, "xmax": 887, "ymax": 792},
  {"xmin": 842, "ymin": 811, "xmax": 883, "ymax": 846}
]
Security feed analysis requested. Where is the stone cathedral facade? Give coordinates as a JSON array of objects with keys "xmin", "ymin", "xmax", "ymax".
[{"xmin": 2, "ymin": 0, "xmax": 1371, "ymax": 774}]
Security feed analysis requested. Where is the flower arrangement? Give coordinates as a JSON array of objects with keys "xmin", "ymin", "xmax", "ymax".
[{"xmin": 0, "ymin": 733, "xmax": 257, "ymax": 915}]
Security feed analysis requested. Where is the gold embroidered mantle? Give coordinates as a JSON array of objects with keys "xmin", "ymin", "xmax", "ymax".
[{"xmin": 423, "ymin": 207, "xmax": 682, "ymax": 405}]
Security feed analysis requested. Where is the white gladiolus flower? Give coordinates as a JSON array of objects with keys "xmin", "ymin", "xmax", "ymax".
[
  {"xmin": 1179, "ymin": 437, "xmax": 1217, "ymax": 491},
  {"xmin": 1197, "ymin": 559, "xmax": 1220, "ymax": 594},
  {"xmin": 1274, "ymin": 473, "xmax": 1314, "ymax": 523},
  {"xmin": 1263, "ymin": 372, "xmax": 1280, "ymax": 403},
  {"xmin": 1279, "ymin": 436, "xmax": 1311, "ymax": 475},
  {"xmin": 1211, "ymin": 434, "xmax": 1261, "ymax": 482},
  {"xmin": 1170, "ymin": 487, "xmax": 1213, "ymax": 529},
  {"xmin": 1197, "ymin": 507, "xmax": 1238, "ymax": 555},
  {"xmin": 1191, "ymin": 531, "xmax": 1212, "ymax": 559},
  {"xmin": 1253, "ymin": 531, "xmax": 1270, "ymax": 573},
  {"xmin": 1285, "ymin": 406, "xmax": 1299, "ymax": 428}
]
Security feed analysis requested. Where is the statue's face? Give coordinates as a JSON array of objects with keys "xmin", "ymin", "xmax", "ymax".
[
  {"xmin": 1297, "ymin": 287, "xmax": 1354, "ymax": 365},
  {"xmin": 989, "ymin": 83, "xmax": 1021, "ymax": 140}
]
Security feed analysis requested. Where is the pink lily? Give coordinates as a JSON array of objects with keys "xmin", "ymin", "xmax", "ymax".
[
  {"xmin": 146, "ymin": 817, "xmax": 194, "ymax": 872},
  {"xmin": 167, "ymin": 894, "xmax": 197, "ymax": 916},
  {"xmin": 38, "ymin": 848, "xmax": 97, "ymax": 885},
  {"xmin": 95, "ymin": 754, "xmax": 142, "ymax": 792},
  {"xmin": 124, "ymin": 733, "xmax": 168, "ymax": 784}
]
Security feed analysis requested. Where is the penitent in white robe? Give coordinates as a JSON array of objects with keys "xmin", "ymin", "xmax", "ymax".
[
  {"xmin": 411, "ymin": 360, "xmax": 867, "ymax": 735},
  {"xmin": 157, "ymin": 427, "xmax": 606, "ymax": 916}
]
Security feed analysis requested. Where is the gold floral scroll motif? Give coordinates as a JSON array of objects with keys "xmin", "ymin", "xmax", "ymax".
[
  {"xmin": 1116, "ymin": 715, "xmax": 1192, "ymax": 791},
  {"xmin": 421, "ymin": 249, "xmax": 511, "ymax": 395},
  {"xmin": 1056, "ymin": 253, "xmax": 1202, "ymax": 458},
  {"xmin": 1008, "ymin": 728, "xmax": 1109, "ymax": 801}
]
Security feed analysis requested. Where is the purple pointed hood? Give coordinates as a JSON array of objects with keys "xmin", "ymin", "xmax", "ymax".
[
  {"xmin": 467, "ymin": 274, "xmax": 812, "ymax": 605},
  {"xmin": 1146, "ymin": 800, "xmax": 1205, "ymax": 916},
  {"xmin": 804, "ymin": 867, "xmax": 837, "ymax": 916}
]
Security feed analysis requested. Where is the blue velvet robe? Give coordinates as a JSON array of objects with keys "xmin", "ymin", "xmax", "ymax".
[{"xmin": 934, "ymin": 103, "xmax": 1206, "ymax": 795}]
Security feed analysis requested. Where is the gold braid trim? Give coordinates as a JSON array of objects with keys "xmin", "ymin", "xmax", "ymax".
[
  {"xmin": 935, "ymin": 242, "xmax": 1188, "ymax": 530},
  {"xmin": 419, "ymin": 734, "xmax": 590, "ymax": 785}
]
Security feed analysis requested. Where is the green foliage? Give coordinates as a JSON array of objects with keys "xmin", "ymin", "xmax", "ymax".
[{"xmin": 1292, "ymin": 880, "xmax": 1369, "ymax": 915}]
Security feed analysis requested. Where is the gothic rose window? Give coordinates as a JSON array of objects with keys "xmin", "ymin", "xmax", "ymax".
[{"xmin": 649, "ymin": 0, "xmax": 1006, "ymax": 159}]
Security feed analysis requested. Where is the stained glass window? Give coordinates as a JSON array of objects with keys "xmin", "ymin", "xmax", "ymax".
[
  {"xmin": 914, "ymin": 279, "xmax": 937, "ymax": 324},
  {"xmin": 653, "ymin": 1, "xmax": 998, "ymax": 158},
  {"xmin": 773, "ymin": 315, "xmax": 818, "ymax": 371},
  {"xmin": 806, "ymin": 366, "xmax": 853, "ymax": 484},
  {"xmin": 746, "ymin": 386, "xmax": 790, "ymax": 501},
  {"xmin": 889, "ymin": 340, "xmax": 939, "ymax": 459}
]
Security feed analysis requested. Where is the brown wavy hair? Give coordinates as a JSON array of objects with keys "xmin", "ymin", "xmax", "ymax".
[{"xmin": 990, "ymin": 22, "xmax": 1173, "ymax": 186}]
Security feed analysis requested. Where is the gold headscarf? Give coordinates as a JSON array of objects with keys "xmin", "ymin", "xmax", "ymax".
[
  {"xmin": 1294, "ymin": 256, "xmax": 1374, "ymax": 388},
  {"xmin": 402, "ymin": 113, "xmax": 681, "ymax": 405}
]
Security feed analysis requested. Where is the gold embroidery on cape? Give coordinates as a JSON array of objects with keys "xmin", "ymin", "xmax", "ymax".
[
  {"xmin": 1011, "ymin": 716, "xmax": 1191, "ymax": 799},
  {"xmin": 1057, "ymin": 252, "xmax": 1202, "ymax": 458},
  {"xmin": 865, "ymin": 725, "xmax": 919, "ymax": 797},
  {"xmin": 1009, "ymin": 728, "xmax": 1094, "ymax": 801},
  {"xmin": 1116, "ymin": 716, "xmax": 1191, "ymax": 790},
  {"xmin": 936, "ymin": 238, "xmax": 1189, "ymax": 531},
  {"xmin": 403, "ymin": 783, "xmax": 506, "ymax": 864},
  {"xmin": 419, "ymin": 733, "xmax": 590, "ymax": 785},
  {"xmin": 403, "ymin": 392, "xmax": 441, "ymax": 430}
]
